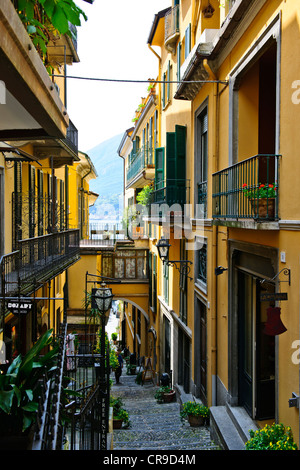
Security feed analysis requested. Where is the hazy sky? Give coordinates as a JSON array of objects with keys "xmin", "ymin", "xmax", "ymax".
[{"xmin": 67, "ymin": 0, "xmax": 171, "ymax": 153}]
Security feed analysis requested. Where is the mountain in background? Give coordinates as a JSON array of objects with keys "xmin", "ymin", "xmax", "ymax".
[{"xmin": 86, "ymin": 133, "xmax": 124, "ymax": 220}]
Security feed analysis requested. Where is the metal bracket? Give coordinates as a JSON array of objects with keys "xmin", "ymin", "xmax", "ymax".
[
  {"xmin": 288, "ymin": 392, "xmax": 299, "ymax": 408},
  {"xmin": 261, "ymin": 268, "xmax": 291, "ymax": 286}
]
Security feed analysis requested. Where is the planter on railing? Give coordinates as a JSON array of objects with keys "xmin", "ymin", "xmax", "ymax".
[{"xmin": 212, "ymin": 154, "xmax": 281, "ymax": 221}]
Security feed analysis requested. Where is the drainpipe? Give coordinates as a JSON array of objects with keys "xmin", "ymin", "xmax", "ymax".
[{"xmin": 203, "ymin": 59, "xmax": 219, "ymax": 406}]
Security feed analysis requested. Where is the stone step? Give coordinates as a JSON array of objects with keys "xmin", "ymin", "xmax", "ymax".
[{"xmin": 209, "ymin": 406, "xmax": 245, "ymax": 450}]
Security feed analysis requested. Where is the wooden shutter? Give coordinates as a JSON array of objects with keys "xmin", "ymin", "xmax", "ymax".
[
  {"xmin": 167, "ymin": 61, "xmax": 171, "ymax": 102},
  {"xmin": 185, "ymin": 23, "xmax": 191, "ymax": 59},
  {"xmin": 155, "ymin": 147, "xmax": 165, "ymax": 190},
  {"xmin": 177, "ymin": 42, "xmax": 181, "ymax": 83},
  {"xmin": 175, "ymin": 125, "xmax": 187, "ymax": 205}
]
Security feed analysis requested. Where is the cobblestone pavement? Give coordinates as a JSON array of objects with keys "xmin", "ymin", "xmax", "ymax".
[{"xmin": 110, "ymin": 374, "xmax": 221, "ymax": 451}]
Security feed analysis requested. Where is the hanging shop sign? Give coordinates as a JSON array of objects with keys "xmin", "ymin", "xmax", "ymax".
[
  {"xmin": 260, "ymin": 292, "xmax": 288, "ymax": 302},
  {"xmin": 7, "ymin": 300, "xmax": 33, "ymax": 315}
]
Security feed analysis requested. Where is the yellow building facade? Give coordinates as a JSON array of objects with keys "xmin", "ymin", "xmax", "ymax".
[
  {"xmin": 0, "ymin": 1, "xmax": 94, "ymax": 362},
  {"xmin": 120, "ymin": 0, "xmax": 300, "ymax": 447}
]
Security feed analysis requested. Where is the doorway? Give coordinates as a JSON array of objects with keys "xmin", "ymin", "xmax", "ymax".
[{"xmin": 238, "ymin": 269, "xmax": 275, "ymax": 420}]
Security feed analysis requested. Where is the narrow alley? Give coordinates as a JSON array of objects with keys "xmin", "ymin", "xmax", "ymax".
[{"xmin": 110, "ymin": 373, "xmax": 221, "ymax": 451}]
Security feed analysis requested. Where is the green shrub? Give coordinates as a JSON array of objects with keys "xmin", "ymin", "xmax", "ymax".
[
  {"xmin": 180, "ymin": 401, "xmax": 210, "ymax": 421},
  {"xmin": 245, "ymin": 423, "xmax": 298, "ymax": 450}
]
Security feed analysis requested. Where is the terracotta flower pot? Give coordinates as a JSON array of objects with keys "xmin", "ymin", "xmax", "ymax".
[
  {"xmin": 163, "ymin": 390, "xmax": 176, "ymax": 403},
  {"xmin": 113, "ymin": 419, "xmax": 123, "ymax": 429},
  {"xmin": 250, "ymin": 198, "xmax": 275, "ymax": 219},
  {"xmin": 187, "ymin": 415, "xmax": 205, "ymax": 427}
]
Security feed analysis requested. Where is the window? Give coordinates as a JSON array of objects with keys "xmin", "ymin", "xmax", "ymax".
[
  {"xmin": 197, "ymin": 241, "xmax": 207, "ymax": 286},
  {"xmin": 163, "ymin": 262, "xmax": 169, "ymax": 304},
  {"xmin": 195, "ymin": 107, "xmax": 208, "ymax": 218},
  {"xmin": 185, "ymin": 23, "xmax": 191, "ymax": 59}
]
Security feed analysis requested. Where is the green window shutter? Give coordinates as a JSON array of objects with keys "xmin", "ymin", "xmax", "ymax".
[
  {"xmin": 162, "ymin": 72, "xmax": 166, "ymax": 108},
  {"xmin": 175, "ymin": 125, "xmax": 187, "ymax": 205},
  {"xmin": 167, "ymin": 61, "xmax": 171, "ymax": 101},
  {"xmin": 177, "ymin": 42, "xmax": 181, "ymax": 83},
  {"xmin": 149, "ymin": 117, "xmax": 153, "ymax": 164},
  {"xmin": 175, "ymin": 125, "xmax": 186, "ymax": 180},
  {"xmin": 166, "ymin": 132, "xmax": 176, "ymax": 206},
  {"xmin": 166, "ymin": 132, "xmax": 176, "ymax": 181},
  {"xmin": 155, "ymin": 147, "xmax": 165, "ymax": 190},
  {"xmin": 185, "ymin": 23, "xmax": 191, "ymax": 59}
]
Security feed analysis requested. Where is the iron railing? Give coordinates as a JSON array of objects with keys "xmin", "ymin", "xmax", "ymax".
[
  {"xmin": 165, "ymin": 4, "xmax": 180, "ymax": 43},
  {"xmin": 65, "ymin": 347, "xmax": 110, "ymax": 451},
  {"xmin": 32, "ymin": 322, "xmax": 68, "ymax": 450},
  {"xmin": 12, "ymin": 192, "xmax": 67, "ymax": 250},
  {"xmin": 126, "ymin": 145, "xmax": 155, "ymax": 185},
  {"xmin": 0, "ymin": 229, "xmax": 80, "ymax": 297},
  {"xmin": 148, "ymin": 179, "xmax": 190, "ymax": 217},
  {"xmin": 212, "ymin": 154, "xmax": 280, "ymax": 221},
  {"xmin": 63, "ymin": 119, "xmax": 78, "ymax": 155}
]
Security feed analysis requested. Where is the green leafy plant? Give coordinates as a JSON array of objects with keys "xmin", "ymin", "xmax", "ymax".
[
  {"xmin": 245, "ymin": 423, "xmax": 298, "ymax": 450},
  {"xmin": 110, "ymin": 396, "xmax": 130, "ymax": 428},
  {"xmin": 180, "ymin": 401, "xmax": 210, "ymax": 422},
  {"xmin": 242, "ymin": 183, "xmax": 277, "ymax": 199},
  {"xmin": 111, "ymin": 332, "xmax": 118, "ymax": 342},
  {"xmin": 15, "ymin": 0, "xmax": 87, "ymax": 62},
  {"xmin": 154, "ymin": 386, "xmax": 173, "ymax": 403},
  {"xmin": 0, "ymin": 329, "xmax": 58, "ymax": 436},
  {"xmin": 136, "ymin": 185, "xmax": 153, "ymax": 206},
  {"xmin": 94, "ymin": 329, "xmax": 118, "ymax": 370}
]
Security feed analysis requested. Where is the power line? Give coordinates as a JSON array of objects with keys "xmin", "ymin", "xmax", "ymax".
[{"xmin": 50, "ymin": 74, "xmax": 228, "ymax": 85}]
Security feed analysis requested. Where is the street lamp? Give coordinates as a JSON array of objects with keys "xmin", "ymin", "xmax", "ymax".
[
  {"xmin": 91, "ymin": 282, "xmax": 113, "ymax": 450},
  {"xmin": 155, "ymin": 237, "xmax": 193, "ymax": 279}
]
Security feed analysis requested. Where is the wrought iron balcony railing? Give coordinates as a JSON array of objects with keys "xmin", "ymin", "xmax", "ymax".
[
  {"xmin": 165, "ymin": 5, "xmax": 180, "ymax": 49},
  {"xmin": 212, "ymin": 154, "xmax": 280, "ymax": 221},
  {"xmin": 148, "ymin": 179, "xmax": 190, "ymax": 217},
  {"xmin": 63, "ymin": 119, "xmax": 78, "ymax": 155},
  {"xmin": 0, "ymin": 229, "xmax": 80, "ymax": 297},
  {"xmin": 126, "ymin": 145, "xmax": 155, "ymax": 185}
]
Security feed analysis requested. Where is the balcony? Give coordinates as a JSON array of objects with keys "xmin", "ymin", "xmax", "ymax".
[
  {"xmin": 148, "ymin": 179, "xmax": 190, "ymax": 220},
  {"xmin": 62, "ymin": 119, "xmax": 78, "ymax": 155},
  {"xmin": 126, "ymin": 145, "xmax": 155, "ymax": 187},
  {"xmin": 0, "ymin": 229, "xmax": 80, "ymax": 297},
  {"xmin": 212, "ymin": 154, "xmax": 280, "ymax": 227},
  {"xmin": 165, "ymin": 5, "xmax": 180, "ymax": 53}
]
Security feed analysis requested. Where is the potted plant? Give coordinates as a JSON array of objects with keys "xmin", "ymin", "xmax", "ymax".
[
  {"xmin": 126, "ymin": 363, "xmax": 136, "ymax": 375},
  {"xmin": 111, "ymin": 332, "xmax": 118, "ymax": 344},
  {"xmin": 110, "ymin": 396, "xmax": 130, "ymax": 429},
  {"xmin": 245, "ymin": 423, "xmax": 298, "ymax": 450},
  {"xmin": 180, "ymin": 401, "xmax": 210, "ymax": 427},
  {"xmin": 242, "ymin": 182, "xmax": 277, "ymax": 219},
  {"xmin": 0, "ymin": 329, "xmax": 58, "ymax": 449},
  {"xmin": 154, "ymin": 386, "xmax": 176, "ymax": 403}
]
